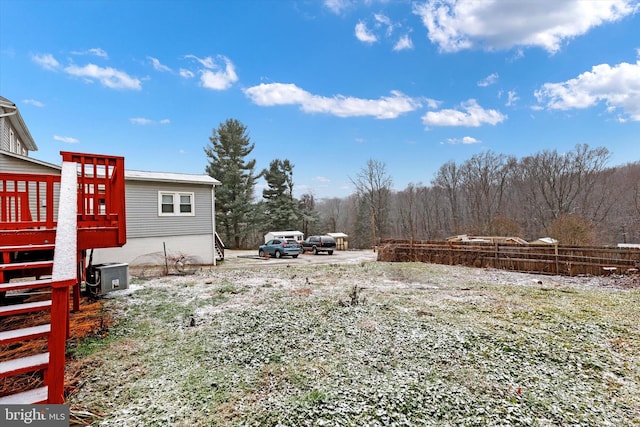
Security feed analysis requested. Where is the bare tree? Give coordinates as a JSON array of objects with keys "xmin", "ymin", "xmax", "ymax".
[
  {"xmin": 459, "ymin": 151, "xmax": 516, "ymax": 234},
  {"xmin": 395, "ymin": 183, "xmax": 420, "ymax": 241},
  {"xmin": 515, "ymin": 144, "xmax": 611, "ymax": 233},
  {"xmin": 321, "ymin": 197, "xmax": 343, "ymax": 233},
  {"xmin": 432, "ymin": 161, "xmax": 463, "ymax": 234},
  {"xmin": 350, "ymin": 159, "xmax": 393, "ymax": 250}
]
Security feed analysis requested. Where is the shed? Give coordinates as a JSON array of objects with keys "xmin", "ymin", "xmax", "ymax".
[
  {"xmin": 327, "ymin": 232, "xmax": 349, "ymax": 250},
  {"xmin": 264, "ymin": 230, "xmax": 304, "ymax": 243}
]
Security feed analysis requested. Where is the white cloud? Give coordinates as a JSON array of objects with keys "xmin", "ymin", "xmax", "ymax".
[
  {"xmin": 244, "ymin": 83, "xmax": 422, "ymax": 119},
  {"xmin": 462, "ymin": 136, "xmax": 480, "ymax": 144},
  {"xmin": 422, "ymin": 99, "xmax": 506, "ymax": 127},
  {"xmin": 356, "ymin": 13, "xmax": 414, "ymax": 51},
  {"xmin": 71, "ymin": 48, "xmax": 108, "ymax": 58},
  {"xmin": 53, "ymin": 135, "xmax": 79, "ymax": 144},
  {"xmin": 32, "ymin": 53, "xmax": 60, "ymax": 71},
  {"xmin": 510, "ymin": 48, "xmax": 525, "ymax": 62},
  {"xmin": 32, "ymin": 52, "xmax": 141, "ymax": 90},
  {"xmin": 478, "ymin": 73, "xmax": 499, "ymax": 87},
  {"xmin": 535, "ymin": 59, "xmax": 640, "ymax": 121},
  {"xmin": 324, "ymin": 0, "xmax": 350, "ymax": 14},
  {"xmin": 184, "ymin": 55, "xmax": 215, "ymax": 69},
  {"xmin": 179, "ymin": 68, "xmax": 195, "ymax": 78},
  {"xmin": 201, "ymin": 64, "xmax": 238, "ymax": 90},
  {"xmin": 413, "ymin": 0, "xmax": 637, "ymax": 53},
  {"xmin": 23, "ymin": 99, "xmax": 45, "ymax": 107},
  {"xmin": 444, "ymin": 136, "xmax": 481, "ymax": 144},
  {"xmin": 130, "ymin": 117, "xmax": 171, "ymax": 125},
  {"xmin": 148, "ymin": 56, "xmax": 172, "ymax": 72},
  {"xmin": 130, "ymin": 118, "xmax": 153, "ymax": 125},
  {"xmin": 64, "ymin": 63, "xmax": 142, "ymax": 90},
  {"xmin": 183, "ymin": 55, "xmax": 238, "ymax": 90},
  {"xmin": 88, "ymin": 48, "xmax": 108, "ymax": 58},
  {"xmin": 393, "ymin": 34, "xmax": 414, "ymax": 51},
  {"xmin": 506, "ymin": 90, "xmax": 520, "ymax": 107},
  {"xmin": 314, "ymin": 176, "xmax": 331, "ymax": 183},
  {"xmin": 374, "ymin": 13, "xmax": 394, "ymax": 36},
  {"xmin": 355, "ymin": 21, "xmax": 377, "ymax": 43}
]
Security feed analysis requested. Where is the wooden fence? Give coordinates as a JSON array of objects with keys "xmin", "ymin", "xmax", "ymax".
[{"xmin": 377, "ymin": 239, "xmax": 640, "ymax": 276}]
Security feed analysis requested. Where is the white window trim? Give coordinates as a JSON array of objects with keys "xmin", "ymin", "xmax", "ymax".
[{"xmin": 158, "ymin": 191, "xmax": 195, "ymax": 216}]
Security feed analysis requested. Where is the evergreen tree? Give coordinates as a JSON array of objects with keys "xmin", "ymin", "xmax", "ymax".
[
  {"xmin": 298, "ymin": 192, "xmax": 320, "ymax": 237},
  {"xmin": 262, "ymin": 159, "xmax": 299, "ymax": 231},
  {"xmin": 204, "ymin": 119, "xmax": 258, "ymax": 248}
]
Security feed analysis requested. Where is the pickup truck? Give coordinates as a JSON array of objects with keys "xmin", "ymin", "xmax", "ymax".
[{"xmin": 301, "ymin": 235, "xmax": 336, "ymax": 255}]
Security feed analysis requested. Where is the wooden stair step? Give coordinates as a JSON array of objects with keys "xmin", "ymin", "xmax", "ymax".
[
  {"xmin": 0, "ymin": 244, "xmax": 55, "ymax": 252},
  {"xmin": 0, "ymin": 352, "xmax": 49, "ymax": 377},
  {"xmin": 0, "ymin": 386, "xmax": 48, "ymax": 404},
  {"xmin": 0, "ymin": 300, "xmax": 51, "ymax": 317},
  {"xmin": 0, "ymin": 278, "xmax": 53, "ymax": 293},
  {"xmin": 0, "ymin": 260, "xmax": 54, "ymax": 271},
  {"xmin": 0, "ymin": 324, "xmax": 51, "ymax": 345}
]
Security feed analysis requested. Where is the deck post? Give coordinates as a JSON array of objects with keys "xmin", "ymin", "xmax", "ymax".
[{"xmin": 48, "ymin": 279, "xmax": 74, "ymax": 403}]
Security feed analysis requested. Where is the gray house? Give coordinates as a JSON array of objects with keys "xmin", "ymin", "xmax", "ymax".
[
  {"xmin": 1, "ymin": 96, "xmax": 37, "ymax": 156},
  {"xmin": 97, "ymin": 169, "xmax": 222, "ymax": 266},
  {"xmin": 1, "ymin": 96, "xmax": 222, "ymax": 268}
]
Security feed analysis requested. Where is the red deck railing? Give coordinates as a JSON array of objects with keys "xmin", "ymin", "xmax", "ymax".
[{"xmin": 0, "ymin": 152, "xmax": 126, "ymax": 249}]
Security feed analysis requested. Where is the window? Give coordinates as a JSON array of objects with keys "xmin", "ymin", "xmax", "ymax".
[
  {"xmin": 9, "ymin": 129, "xmax": 16, "ymax": 153},
  {"xmin": 158, "ymin": 191, "xmax": 195, "ymax": 216}
]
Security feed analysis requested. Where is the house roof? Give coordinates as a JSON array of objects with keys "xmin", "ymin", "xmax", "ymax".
[
  {"xmin": 265, "ymin": 230, "xmax": 304, "ymax": 235},
  {"xmin": 0, "ymin": 96, "xmax": 38, "ymax": 151},
  {"xmin": 0, "ymin": 149, "xmax": 60, "ymax": 169},
  {"xmin": 327, "ymin": 232, "xmax": 348, "ymax": 238},
  {"xmin": 0, "ymin": 150, "xmax": 220, "ymax": 186},
  {"xmin": 125, "ymin": 170, "xmax": 220, "ymax": 186}
]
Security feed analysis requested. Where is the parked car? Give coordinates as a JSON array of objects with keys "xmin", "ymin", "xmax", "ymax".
[
  {"xmin": 301, "ymin": 235, "xmax": 336, "ymax": 255},
  {"xmin": 259, "ymin": 239, "xmax": 301, "ymax": 258}
]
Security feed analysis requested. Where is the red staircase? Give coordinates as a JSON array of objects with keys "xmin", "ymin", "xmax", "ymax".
[{"xmin": 0, "ymin": 151, "xmax": 126, "ymax": 404}]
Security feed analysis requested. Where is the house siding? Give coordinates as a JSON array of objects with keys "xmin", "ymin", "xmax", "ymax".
[
  {"xmin": 125, "ymin": 180, "xmax": 213, "ymax": 239},
  {"xmin": 0, "ymin": 153, "xmax": 59, "ymax": 174},
  {"xmin": 0, "ymin": 118, "xmax": 28, "ymax": 156},
  {"xmin": 0, "ymin": 117, "xmax": 9, "ymax": 151}
]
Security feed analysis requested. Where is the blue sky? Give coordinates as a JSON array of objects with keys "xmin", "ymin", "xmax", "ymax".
[{"xmin": 1, "ymin": 0, "xmax": 639, "ymax": 199}]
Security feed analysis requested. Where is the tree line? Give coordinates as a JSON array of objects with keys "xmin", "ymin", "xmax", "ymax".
[{"xmin": 206, "ymin": 118, "xmax": 640, "ymax": 249}]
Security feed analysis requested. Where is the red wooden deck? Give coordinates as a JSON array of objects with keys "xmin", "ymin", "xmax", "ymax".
[{"xmin": 0, "ymin": 151, "xmax": 126, "ymax": 404}]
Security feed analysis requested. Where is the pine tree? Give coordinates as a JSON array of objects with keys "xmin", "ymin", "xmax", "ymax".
[
  {"xmin": 204, "ymin": 119, "xmax": 258, "ymax": 248},
  {"xmin": 262, "ymin": 159, "xmax": 300, "ymax": 231}
]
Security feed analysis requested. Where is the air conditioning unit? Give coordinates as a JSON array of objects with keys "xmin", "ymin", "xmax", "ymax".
[{"xmin": 86, "ymin": 262, "xmax": 129, "ymax": 296}]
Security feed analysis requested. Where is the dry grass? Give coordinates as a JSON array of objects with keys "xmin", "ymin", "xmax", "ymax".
[{"xmin": 64, "ymin": 262, "xmax": 640, "ymax": 426}]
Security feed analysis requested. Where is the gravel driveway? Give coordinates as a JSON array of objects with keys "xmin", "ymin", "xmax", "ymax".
[{"xmin": 218, "ymin": 249, "xmax": 378, "ymax": 268}]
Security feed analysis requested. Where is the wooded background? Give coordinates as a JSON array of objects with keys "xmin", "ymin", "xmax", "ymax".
[{"xmin": 205, "ymin": 120, "xmax": 639, "ymax": 249}]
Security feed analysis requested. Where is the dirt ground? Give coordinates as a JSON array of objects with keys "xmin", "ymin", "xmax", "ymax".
[{"xmin": 128, "ymin": 249, "xmax": 379, "ymax": 278}]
